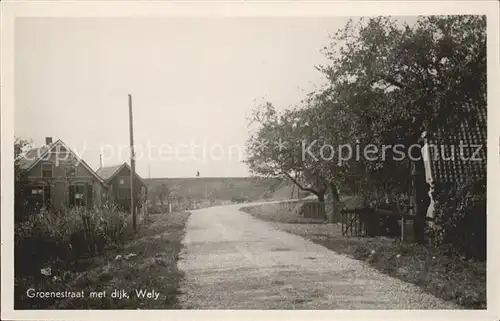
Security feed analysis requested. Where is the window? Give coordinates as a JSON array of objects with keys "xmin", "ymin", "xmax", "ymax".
[
  {"xmin": 26, "ymin": 185, "xmax": 51, "ymax": 211},
  {"xmin": 69, "ymin": 184, "xmax": 86, "ymax": 207},
  {"xmin": 41, "ymin": 163, "xmax": 53, "ymax": 178},
  {"xmin": 49, "ymin": 144, "xmax": 68, "ymax": 158},
  {"xmin": 58, "ymin": 146, "xmax": 69, "ymax": 159},
  {"xmin": 66, "ymin": 165, "xmax": 77, "ymax": 177},
  {"xmin": 68, "ymin": 184, "xmax": 93, "ymax": 208},
  {"xmin": 31, "ymin": 188, "xmax": 43, "ymax": 195}
]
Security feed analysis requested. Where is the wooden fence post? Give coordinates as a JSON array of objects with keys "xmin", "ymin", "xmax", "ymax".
[{"xmin": 401, "ymin": 215, "xmax": 405, "ymax": 242}]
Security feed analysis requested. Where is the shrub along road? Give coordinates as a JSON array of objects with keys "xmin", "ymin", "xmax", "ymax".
[
  {"xmin": 177, "ymin": 204, "xmax": 458, "ymax": 309},
  {"xmin": 15, "ymin": 212, "xmax": 191, "ymax": 309},
  {"xmin": 56, "ymin": 212, "xmax": 191, "ymax": 309}
]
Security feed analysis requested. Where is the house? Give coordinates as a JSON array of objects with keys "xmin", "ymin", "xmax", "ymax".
[
  {"xmin": 96, "ymin": 162, "xmax": 147, "ymax": 211},
  {"xmin": 411, "ymin": 103, "xmax": 486, "ymax": 236},
  {"xmin": 15, "ymin": 137, "xmax": 107, "ymax": 217}
]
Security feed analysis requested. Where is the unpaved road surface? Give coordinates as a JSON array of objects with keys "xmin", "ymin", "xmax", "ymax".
[{"xmin": 177, "ymin": 204, "xmax": 458, "ymax": 309}]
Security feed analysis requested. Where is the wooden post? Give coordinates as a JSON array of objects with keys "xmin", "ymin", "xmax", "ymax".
[
  {"xmin": 401, "ymin": 215, "xmax": 405, "ymax": 242},
  {"xmin": 341, "ymin": 211, "xmax": 345, "ymax": 235},
  {"xmin": 128, "ymin": 94, "xmax": 137, "ymax": 231}
]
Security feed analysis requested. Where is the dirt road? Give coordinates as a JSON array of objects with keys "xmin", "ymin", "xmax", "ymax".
[{"xmin": 177, "ymin": 204, "xmax": 458, "ymax": 309}]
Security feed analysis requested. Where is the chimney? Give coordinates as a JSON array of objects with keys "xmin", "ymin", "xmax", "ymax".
[{"xmin": 45, "ymin": 137, "xmax": 53, "ymax": 145}]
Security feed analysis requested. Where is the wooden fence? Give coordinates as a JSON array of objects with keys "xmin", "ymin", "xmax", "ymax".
[
  {"xmin": 276, "ymin": 198, "xmax": 417, "ymax": 241},
  {"xmin": 340, "ymin": 207, "xmax": 416, "ymax": 240}
]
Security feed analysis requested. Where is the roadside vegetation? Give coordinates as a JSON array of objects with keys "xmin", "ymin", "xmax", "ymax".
[
  {"xmin": 241, "ymin": 203, "xmax": 486, "ymax": 309},
  {"xmin": 14, "ymin": 207, "xmax": 190, "ymax": 309},
  {"xmin": 242, "ymin": 202, "xmax": 326, "ymax": 224}
]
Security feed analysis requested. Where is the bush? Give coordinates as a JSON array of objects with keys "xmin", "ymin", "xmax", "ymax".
[
  {"xmin": 15, "ymin": 203, "xmax": 132, "ymax": 278},
  {"xmin": 14, "ymin": 203, "xmax": 135, "ymax": 308},
  {"xmin": 431, "ymin": 178, "xmax": 486, "ymax": 261}
]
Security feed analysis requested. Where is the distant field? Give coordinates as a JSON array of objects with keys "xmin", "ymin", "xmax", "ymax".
[{"xmin": 145, "ymin": 177, "xmax": 310, "ymax": 203}]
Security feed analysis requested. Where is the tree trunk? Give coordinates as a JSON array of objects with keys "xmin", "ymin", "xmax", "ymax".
[
  {"xmin": 330, "ymin": 183, "xmax": 340, "ymax": 202},
  {"xmin": 284, "ymin": 172, "xmax": 327, "ymax": 201},
  {"xmin": 316, "ymin": 193, "xmax": 327, "ymax": 220},
  {"xmin": 327, "ymin": 182, "xmax": 340, "ymax": 223}
]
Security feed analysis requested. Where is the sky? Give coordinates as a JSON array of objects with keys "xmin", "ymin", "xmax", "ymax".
[{"xmin": 15, "ymin": 16, "xmax": 399, "ymax": 178}]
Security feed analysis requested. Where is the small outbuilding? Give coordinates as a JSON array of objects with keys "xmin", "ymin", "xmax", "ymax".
[{"xmin": 96, "ymin": 163, "xmax": 148, "ymax": 211}]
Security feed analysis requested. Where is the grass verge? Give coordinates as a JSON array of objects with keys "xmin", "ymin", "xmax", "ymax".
[
  {"xmin": 15, "ymin": 212, "xmax": 191, "ymax": 309},
  {"xmin": 241, "ymin": 203, "xmax": 326, "ymax": 224},
  {"xmin": 240, "ymin": 204, "xmax": 486, "ymax": 309}
]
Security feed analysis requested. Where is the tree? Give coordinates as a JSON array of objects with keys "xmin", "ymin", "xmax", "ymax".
[
  {"xmin": 246, "ymin": 16, "xmax": 486, "ymax": 240},
  {"xmin": 244, "ymin": 102, "xmax": 329, "ymax": 202},
  {"xmin": 14, "ymin": 137, "xmax": 33, "ymax": 220},
  {"xmin": 156, "ymin": 183, "xmax": 171, "ymax": 207},
  {"xmin": 315, "ymin": 15, "xmax": 486, "ymax": 241},
  {"xmin": 14, "ymin": 137, "xmax": 33, "ymax": 181},
  {"xmin": 318, "ymin": 15, "xmax": 485, "ymax": 145},
  {"xmin": 304, "ymin": 79, "xmax": 412, "ymax": 206}
]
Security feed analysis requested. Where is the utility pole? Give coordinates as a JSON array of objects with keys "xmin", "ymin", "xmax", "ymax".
[
  {"xmin": 129, "ymin": 94, "xmax": 137, "ymax": 232},
  {"xmin": 99, "ymin": 153, "xmax": 103, "ymax": 168}
]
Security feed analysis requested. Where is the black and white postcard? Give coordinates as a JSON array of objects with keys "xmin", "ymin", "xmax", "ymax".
[{"xmin": 1, "ymin": 1, "xmax": 499, "ymax": 320}]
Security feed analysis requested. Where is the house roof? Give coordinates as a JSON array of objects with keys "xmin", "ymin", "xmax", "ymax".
[
  {"xmin": 96, "ymin": 163, "xmax": 147, "ymax": 187},
  {"xmin": 96, "ymin": 164, "xmax": 124, "ymax": 181},
  {"xmin": 424, "ymin": 105, "xmax": 486, "ymax": 185},
  {"xmin": 16, "ymin": 139, "xmax": 106, "ymax": 184}
]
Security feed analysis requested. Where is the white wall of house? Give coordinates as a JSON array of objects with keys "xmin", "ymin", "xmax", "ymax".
[{"xmin": 421, "ymin": 132, "xmax": 436, "ymax": 223}]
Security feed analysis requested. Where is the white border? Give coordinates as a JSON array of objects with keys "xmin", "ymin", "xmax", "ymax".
[{"xmin": 2, "ymin": 1, "xmax": 499, "ymax": 320}]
